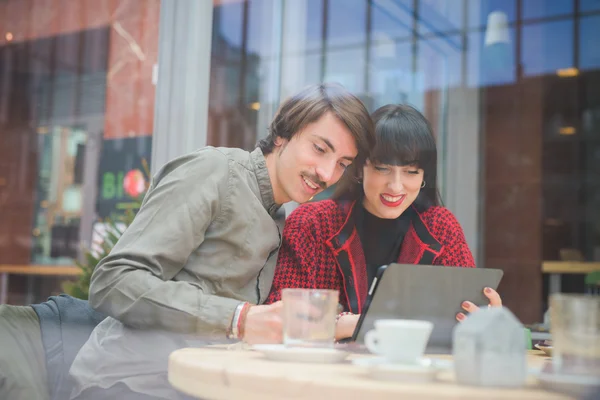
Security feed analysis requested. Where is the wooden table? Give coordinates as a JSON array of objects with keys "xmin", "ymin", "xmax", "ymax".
[
  {"xmin": 542, "ymin": 261, "xmax": 600, "ymax": 294},
  {"xmin": 168, "ymin": 347, "xmax": 573, "ymax": 400},
  {"xmin": 0, "ymin": 264, "xmax": 82, "ymax": 304}
]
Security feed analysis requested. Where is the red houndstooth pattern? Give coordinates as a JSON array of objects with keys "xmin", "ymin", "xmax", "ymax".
[{"xmin": 265, "ymin": 200, "xmax": 475, "ymax": 309}]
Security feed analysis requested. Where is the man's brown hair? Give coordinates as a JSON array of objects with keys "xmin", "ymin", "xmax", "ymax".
[{"xmin": 258, "ymin": 83, "xmax": 374, "ymax": 173}]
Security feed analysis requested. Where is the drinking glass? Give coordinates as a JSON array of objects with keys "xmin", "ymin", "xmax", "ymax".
[
  {"xmin": 282, "ymin": 288, "xmax": 339, "ymax": 348},
  {"xmin": 550, "ymin": 294, "xmax": 600, "ymax": 377}
]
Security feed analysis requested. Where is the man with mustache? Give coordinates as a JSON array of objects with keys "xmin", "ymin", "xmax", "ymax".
[{"xmin": 69, "ymin": 83, "xmax": 374, "ymax": 400}]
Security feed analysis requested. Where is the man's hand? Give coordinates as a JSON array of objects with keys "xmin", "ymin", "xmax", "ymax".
[
  {"xmin": 240, "ymin": 301, "xmax": 283, "ymax": 344},
  {"xmin": 456, "ymin": 287, "xmax": 502, "ymax": 322}
]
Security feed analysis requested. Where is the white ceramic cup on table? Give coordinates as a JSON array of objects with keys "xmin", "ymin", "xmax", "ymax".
[{"xmin": 364, "ymin": 319, "xmax": 433, "ymax": 364}]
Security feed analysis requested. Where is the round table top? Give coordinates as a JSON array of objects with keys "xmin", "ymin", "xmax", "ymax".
[{"xmin": 168, "ymin": 347, "xmax": 573, "ymax": 400}]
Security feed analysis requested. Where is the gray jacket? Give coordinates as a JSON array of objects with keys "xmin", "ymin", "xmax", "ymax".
[{"xmin": 69, "ymin": 146, "xmax": 285, "ymax": 399}]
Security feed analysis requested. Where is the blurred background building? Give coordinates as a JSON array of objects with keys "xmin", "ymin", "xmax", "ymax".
[{"xmin": 1, "ymin": 0, "xmax": 599, "ymax": 324}]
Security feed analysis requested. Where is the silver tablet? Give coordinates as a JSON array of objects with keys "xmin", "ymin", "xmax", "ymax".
[{"xmin": 351, "ymin": 263, "xmax": 504, "ymax": 353}]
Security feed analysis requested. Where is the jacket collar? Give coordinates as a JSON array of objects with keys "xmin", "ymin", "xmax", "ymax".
[
  {"xmin": 328, "ymin": 201, "xmax": 443, "ymax": 256},
  {"xmin": 325, "ymin": 200, "xmax": 364, "ymax": 313},
  {"xmin": 405, "ymin": 205, "xmax": 443, "ymax": 258},
  {"xmin": 250, "ymin": 147, "xmax": 281, "ymax": 217},
  {"xmin": 326, "ymin": 200, "xmax": 356, "ymax": 250}
]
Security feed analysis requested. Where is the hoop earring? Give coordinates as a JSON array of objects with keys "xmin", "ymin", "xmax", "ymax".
[{"xmin": 421, "ymin": 180, "xmax": 426, "ymax": 188}]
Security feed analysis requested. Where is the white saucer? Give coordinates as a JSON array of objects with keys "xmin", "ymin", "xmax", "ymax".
[
  {"xmin": 252, "ymin": 344, "xmax": 349, "ymax": 364},
  {"xmin": 352, "ymin": 357, "xmax": 440, "ymax": 383}
]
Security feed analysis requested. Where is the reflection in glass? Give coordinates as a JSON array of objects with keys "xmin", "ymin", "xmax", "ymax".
[
  {"xmin": 0, "ymin": 27, "xmax": 112, "ymax": 268},
  {"xmin": 468, "ymin": 0, "xmax": 516, "ymax": 29},
  {"xmin": 371, "ymin": 0, "xmax": 412, "ymax": 40},
  {"xmin": 209, "ymin": 0, "xmax": 278, "ymax": 150},
  {"xmin": 467, "ymin": 27, "xmax": 516, "ymax": 87},
  {"xmin": 203, "ymin": 0, "xmax": 600, "ymax": 323},
  {"xmin": 215, "ymin": 0, "xmax": 244, "ymax": 57},
  {"xmin": 325, "ymin": 48, "xmax": 366, "ymax": 94},
  {"xmin": 521, "ymin": 0, "xmax": 573, "ymax": 20},
  {"xmin": 327, "ymin": 0, "xmax": 366, "ymax": 48},
  {"xmin": 580, "ymin": 73, "xmax": 600, "ymax": 261},
  {"xmin": 368, "ymin": 41, "xmax": 419, "ymax": 110},
  {"xmin": 580, "ymin": 0, "xmax": 600, "ymax": 13},
  {"xmin": 418, "ymin": 0, "xmax": 463, "ymax": 35},
  {"xmin": 281, "ymin": 53, "xmax": 322, "ymax": 93},
  {"xmin": 32, "ymin": 127, "xmax": 86, "ymax": 264},
  {"xmin": 247, "ymin": 0, "xmax": 277, "ymax": 57},
  {"xmin": 521, "ymin": 20, "xmax": 574, "ymax": 77},
  {"xmin": 579, "ymin": 15, "xmax": 600, "ymax": 71},
  {"xmin": 418, "ymin": 34, "xmax": 462, "ymax": 90},
  {"xmin": 303, "ymin": 0, "xmax": 325, "ymax": 51}
]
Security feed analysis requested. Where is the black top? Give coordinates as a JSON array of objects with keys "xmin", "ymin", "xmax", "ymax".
[{"xmin": 355, "ymin": 203, "xmax": 412, "ymax": 287}]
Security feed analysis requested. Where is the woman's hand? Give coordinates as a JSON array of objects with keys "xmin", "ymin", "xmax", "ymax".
[
  {"xmin": 335, "ymin": 313, "xmax": 360, "ymax": 341},
  {"xmin": 456, "ymin": 287, "xmax": 502, "ymax": 322}
]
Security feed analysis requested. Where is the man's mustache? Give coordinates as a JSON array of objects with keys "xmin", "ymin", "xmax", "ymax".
[{"xmin": 302, "ymin": 173, "xmax": 327, "ymax": 190}]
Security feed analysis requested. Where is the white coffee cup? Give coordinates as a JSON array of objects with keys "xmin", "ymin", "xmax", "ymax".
[{"xmin": 364, "ymin": 319, "xmax": 433, "ymax": 364}]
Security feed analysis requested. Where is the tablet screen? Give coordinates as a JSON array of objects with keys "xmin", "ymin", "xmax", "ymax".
[{"xmin": 351, "ymin": 263, "xmax": 504, "ymax": 351}]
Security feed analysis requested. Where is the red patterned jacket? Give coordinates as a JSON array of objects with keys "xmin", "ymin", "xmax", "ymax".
[{"xmin": 265, "ymin": 200, "xmax": 475, "ymax": 313}]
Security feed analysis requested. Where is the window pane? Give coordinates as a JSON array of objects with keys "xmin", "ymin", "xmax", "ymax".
[
  {"xmin": 467, "ymin": 28, "xmax": 516, "ymax": 87},
  {"xmin": 419, "ymin": 0, "xmax": 464, "ymax": 35},
  {"xmin": 198, "ymin": 0, "xmax": 600, "ymax": 327},
  {"xmin": 580, "ymin": 0, "xmax": 600, "ymax": 12},
  {"xmin": 210, "ymin": 0, "xmax": 285, "ymax": 149},
  {"xmin": 418, "ymin": 34, "xmax": 463, "ymax": 90},
  {"xmin": 327, "ymin": 0, "xmax": 366, "ymax": 48},
  {"xmin": 215, "ymin": 1, "xmax": 244, "ymax": 58},
  {"xmin": 324, "ymin": 48, "xmax": 366, "ymax": 93},
  {"xmin": 368, "ymin": 41, "xmax": 417, "ymax": 109},
  {"xmin": 372, "ymin": 0, "xmax": 413, "ymax": 41},
  {"xmin": 0, "ymin": 1, "xmax": 159, "ymax": 303},
  {"xmin": 293, "ymin": 0, "xmax": 323, "ymax": 52},
  {"xmin": 521, "ymin": 0, "xmax": 573, "ymax": 20},
  {"xmin": 580, "ymin": 15, "xmax": 600, "ymax": 71},
  {"xmin": 247, "ymin": 0, "xmax": 278, "ymax": 57},
  {"xmin": 521, "ymin": 20, "xmax": 574, "ymax": 77},
  {"xmin": 468, "ymin": 0, "xmax": 516, "ymax": 29}
]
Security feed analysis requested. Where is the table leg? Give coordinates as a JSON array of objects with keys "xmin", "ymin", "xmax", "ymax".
[
  {"xmin": 549, "ymin": 273, "xmax": 561, "ymax": 294},
  {"xmin": 0, "ymin": 273, "xmax": 8, "ymax": 304}
]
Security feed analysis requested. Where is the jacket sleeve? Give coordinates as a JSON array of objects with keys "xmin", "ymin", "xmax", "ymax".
[
  {"xmin": 264, "ymin": 207, "xmax": 322, "ymax": 304},
  {"xmin": 432, "ymin": 208, "xmax": 476, "ymax": 268},
  {"xmin": 88, "ymin": 148, "xmax": 243, "ymax": 336}
]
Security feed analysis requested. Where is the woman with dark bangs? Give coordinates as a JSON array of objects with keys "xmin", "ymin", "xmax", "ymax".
[{"xmin": 265, "ymin": 104, "xmax": 502, "ymax": 341}]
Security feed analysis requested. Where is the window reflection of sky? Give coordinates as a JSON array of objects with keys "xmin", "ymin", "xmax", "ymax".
[
  {"xmin": 468, "ymin": 0, "xmax": 516, "ymax": 29},
  {"xmin": 521, "ymin": 0, "xmax": 573, "ymax": 20},
  {"xmin": 327, "ymin": 0, "xmax": 367, "ymax": 47},
  {"xmin": 580, "ymin": 15, "xmax": 600, "ymax": 70},
  {"xmin": 419, "ymin": 34, "xmax": 462, "ymax": 90},
  {"xmin": 213, "ymin": 0, "xmax": 600, "ymax": 93},
  {"xmin": 580, "ymin": 0, "xmax": 600, "ymax": 13},
  {"xmin": 521, "ymin": 20, "xmax": 574, "ymax": 77},
  {"xmin": 246, "ymin": 0, "xmax": 276, "ymax": 57},
  {"xmin": 467, "ymin": 28, "xmax": 516, "ymax": 88},
  {"xmin": 216, "ymin": 1, "xmax": 243, "ymax": 50},
  {"xmin": 372, "ymin": 0, "xmax": 412, "ymax": 41},
  {"xmin": 419, "ymin": 0, "xmax": 463, "ymax": 35}
]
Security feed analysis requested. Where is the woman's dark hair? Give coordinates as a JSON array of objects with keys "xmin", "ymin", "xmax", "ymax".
[
  {"xmin": 334, "ymin": 104, "xmax": 441, "ymax": 212},
  {"xmin": 258, "ymin": 83, "xmax": 374, "ymax": 173}
]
